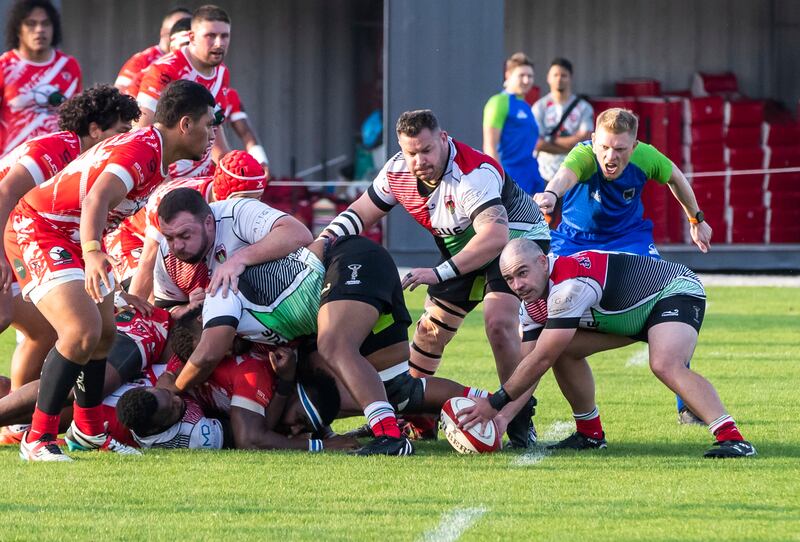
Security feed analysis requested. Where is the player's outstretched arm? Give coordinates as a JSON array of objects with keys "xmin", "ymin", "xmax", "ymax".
[
  {"xmin": 0, "ymin": 164, "xmax": 37, "ymax": 291},
  {"xmin": 320, "ymin": 192, "xmax": 388, "ymax": 241},
  {"xmin": 174, "ymin": 326, "xmax": 235, "ymax": 392},
  {"xmin": 533, "ymin": 166, "xmax": 579, "ymax": 215},
  {"xmin": 666, "ymin": 164, "xmax": 713, "ymax": 253},
  {"xmin": 128, "ymin": 237, "xmax": 160, "ymax": 300}
]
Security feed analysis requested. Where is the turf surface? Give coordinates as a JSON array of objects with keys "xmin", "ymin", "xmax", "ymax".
[{"xmin": 0, "ymin": 286, "xmax": 797, "ymax": 541}]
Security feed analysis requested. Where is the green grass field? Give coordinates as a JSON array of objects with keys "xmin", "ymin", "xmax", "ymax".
[{"xmin": 0, "ymin": 286, "xmax": 798, "ymax": 541}]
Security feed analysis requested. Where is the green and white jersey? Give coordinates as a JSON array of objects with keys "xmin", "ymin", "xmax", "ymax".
[{"xmin": 202, "ymin": 247, "xmax": 324, "ymax": 345}]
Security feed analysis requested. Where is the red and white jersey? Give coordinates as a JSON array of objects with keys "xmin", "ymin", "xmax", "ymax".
[
  {"xmin": 153, "ymin": 198, "xmax": 286, "ymax": 305},
  {"xmin": 0, "ymin": 130, "xmax": 80, "ymax": 185},
  {"xmin": 115, "ymin": 44, "xmax": 164, "ymax": 97},
  {"xmin": 168, "ymin": 349, "xmax": 276, "ymax": 417},
  {"xmin": 113, "ymin": 306, "xmax": 171, "ymax": 373},
  {"xmin": 0, "ymin": 50, "xmax": 82, "ymax": 156},
  {"xmin": 519, "ymin": 298, "xmax": 548, "ymax": 342},
  {"xmin": 225, "ymin": 87, "xmax": 246, "ymax": 122},
  {"xmin": 137, "ymin": 47, "xmax": 228, "ymax": 178},
  {"xmin": 18, "ymin": 126, "xmax": 167, "ymax": 243}
]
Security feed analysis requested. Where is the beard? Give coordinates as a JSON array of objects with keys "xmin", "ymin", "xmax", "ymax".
[{"xmin": 181, "ymin": 229, "xmax": 210, "ymax": 264}]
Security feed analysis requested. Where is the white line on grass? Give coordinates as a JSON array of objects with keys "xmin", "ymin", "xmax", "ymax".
[
  {"xmin": 624, "ymin": 344, "xmax": 650, "ymax": 368},
  {"xmin": 418, "ymin": 506, "xmax": 488, "ymax": 542},
  {"xmin": 512, "ymin": 420, "xmax": 574, "ymax": 466}
]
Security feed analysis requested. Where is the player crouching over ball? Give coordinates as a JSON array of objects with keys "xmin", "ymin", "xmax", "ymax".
[{"xmin": 458, "ymin": 238, "xmax": 756, "ymax": 459}]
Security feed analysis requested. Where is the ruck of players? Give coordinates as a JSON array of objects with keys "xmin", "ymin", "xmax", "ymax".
[{"xmin": 0, "ymin": 1, "xmax": 755, "ymax": 462}]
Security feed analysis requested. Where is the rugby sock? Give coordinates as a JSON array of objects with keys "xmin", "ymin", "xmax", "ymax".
[
  {"xmin": 27, "ymin": 348, "xmax": 82, "ymax": 442},
  {"xmin": 364, "ymin": 400, "xmax": 401, "ymax": 439},
  {"xmin": 463, "ymin": 387, "xmax": 490, "ymax": 399},
  {"xmin": 72, "ymin": 358, "xmax": 107, "ymax": 436},
  {"xmin": 708, "ymin": 414, "xmax": 744, "ymax": 442},
  {"xmin": 574, "ymin": 406, "xmax": 603, "ymax": 439}
]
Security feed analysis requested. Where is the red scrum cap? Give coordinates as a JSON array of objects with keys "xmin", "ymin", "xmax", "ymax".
[{"xmin": 212, "ymin": 150, "xmax": 267, "ymax": 200}]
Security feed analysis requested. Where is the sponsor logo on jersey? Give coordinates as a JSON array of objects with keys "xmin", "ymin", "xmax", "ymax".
[
  {"xmin": 661, "ymin": 309, "xmax": 680, "ymax": 317},
  {"xmin": 692, "ymin": 305, "xmax": 701, "ymax": 324},
  {"xmin": 12, "ymin": 258, "xmax": 26, "ymax": 279},
  {"xmin": 576, "ymin": 256, "xmax": 591, "ymax": 269},
  {"xmin": 623, "ymin": 188, "xmax": 635, "ymax": 201},
  {"xmin": 516, "ymin": 110, "xmax": 528, "ymax": 120},
  {"xmin": 48, "ymin": 246, "xmax": 73, "ymax": 265},
  {"xmin": 214, "ymin": 244, "xmax": 227, "ymax": 263},
  {"xmin": 345, "ymin": 263, "xmax": 362, "ymax": 285},
  {"xmin": 116, "ymin": 311, "xmax": 134, "ymax": 323},
  {"xmin": 591, "ymin": 190, "xmax": 601, "ymax": 203},
  {"xmin": 321, "ymin": 282, "xmax": 332, "ymax": 295}
]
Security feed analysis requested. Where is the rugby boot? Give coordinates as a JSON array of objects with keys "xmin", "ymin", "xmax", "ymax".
[
  {"xmin": 354, "ymin": 435, "xmax": 414, "ymax": 456},
  {"xmin": 505, "ymin": 396, "xmax": 537, "ymax": 449},
  {"xmin": 64, "ymin": 421, "xmax": 141, "ymax": 455},
  {"xmin": 548, "ymin": 431, "xmax": 607, "ymax": 450},
  {"xmin": 343, "ymin": 423, "xmax": 374, "ymax": 439},
  {"xmin": 704, "ymin": 440, "xmax": 757, "ymax": 458},
  {"xmin": 0, "ymin": 424, "xmax": 27, "ymax": 445},
  {"xmin": 400, "ymin": 414, "xmax": 439, "ymax": 440},
  {"xmin": 19, "ymin": 432, "xmax": 72, "ymax": 462}
]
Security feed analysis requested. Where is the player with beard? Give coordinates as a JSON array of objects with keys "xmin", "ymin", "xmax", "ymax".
[
  {"xmin": 136, "ymin": 5, "xmax": 233, "ymax": 179},
  {"xmin": 4, "ymin": 80, "xmax": 216, "ymax": 461},
  {"xmin": 320, "ymin": 109, "xmax": 549, "ymax": 448}
]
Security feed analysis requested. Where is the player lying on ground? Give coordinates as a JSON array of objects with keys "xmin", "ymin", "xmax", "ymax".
[
  {"xmin": 321, "ymin": 109, "xmax": 547, "ymax": 447},
  {"xmin": 0, "ymin": 85, "xmax": 140, "ymax": 399},
  {"xmin": 121, "ymin": 333, "xmax": 357, "ymax": 452},
  {"xmin": 459, "ymin": 238, "xmax": 756, "ymax": 458}
]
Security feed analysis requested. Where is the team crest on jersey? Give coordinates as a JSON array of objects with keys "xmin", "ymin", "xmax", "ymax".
[
  {"xmin": 576, "ymin": 256, "xmax": 591, "ymax": 269},
  {"xmin": 345, "ymin": 263, "xmax": 362, "ymax": 285},
  {"xmin": 214, "ymin": 244, "xmax": 227, "ymax": 263},
  {"xmin": 444, "ymin": 195, "xmax": 455, "ymax": 214},
  {"xmin": 48, "ymin": 246, "xmax": 73, "ymax": 265},
  {"xmin": 623, "ymin": 188, "xmax": 635, "ymax": 201},
  {"xmin": 12, "ymin": 259, "xmax": 26, "ymax": 279}
]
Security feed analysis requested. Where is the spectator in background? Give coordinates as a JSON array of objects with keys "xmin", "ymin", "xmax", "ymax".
[
  {"xmin": 114, "ymin": 7, "xmax": 192, "ymax": 97},
  {"xmin": 532, "ymin": 58, "xmax": 593, "ymax": 184},
  {"xmin": 483, "ymin": 52, "xmax": 544, "ymax": 195},
  {"xmin": 0, "ymin": 0, "xmax": 82, "ymax": 157}
]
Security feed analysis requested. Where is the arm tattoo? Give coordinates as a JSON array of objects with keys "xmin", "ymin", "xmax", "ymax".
[{"xmin": 473, "ymin": 204, "xmax": 508, "ymax": 229}]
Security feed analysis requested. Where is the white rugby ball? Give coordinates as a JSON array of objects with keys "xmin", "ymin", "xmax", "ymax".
[{"xmin": 440, "ymin": 396, "xmax": 501, "ymax": 454}]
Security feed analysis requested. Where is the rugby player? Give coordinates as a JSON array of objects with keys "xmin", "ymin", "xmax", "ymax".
[
  {"xmin": 136, "ymin": 4, "xmax": 233, "ymax": 179},
  {"xmin": 533, "ymin": 107, "xmax": 713, "ymax": 422},
  {"xmin": 0, "ymin": 85, "xmax": 140, "ymax": 402},
  {"xmin": 0, "ymin": 0, "xmax": 82, "ymax": 156},
  {"xmin": 459, "ymin": 238, "xmax": 756, "ymax": 459},
  {"xmin": 109, "ymin": 150, "xmax": 267, "ymax": 297},
  {"xmin": 114, "ymin": 7, "xmax": 192, "ymax": 97},
  {"xmin": 320, "ymin": 109, "xmax": 550, "ymax": 447},
  {"xmin": 4, "ymin": 80, "xmax": 216, "ymax": 461}
]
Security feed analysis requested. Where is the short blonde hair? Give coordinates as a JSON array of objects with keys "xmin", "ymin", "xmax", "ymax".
[{"xmin": 595, "ymin": 108, "xmax": 639, "ymax": 137}]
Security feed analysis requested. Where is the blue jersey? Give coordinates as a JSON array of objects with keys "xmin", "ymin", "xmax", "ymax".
[{"xmin": 483, "ymin": 91, "xmax": 543, "ymax": 194}]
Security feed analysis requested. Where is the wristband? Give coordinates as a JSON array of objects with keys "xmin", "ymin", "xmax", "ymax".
[
  {"xmin": 247, "ymin": 145, "xmax": 269, "ymax": 166},
  {"xmin": 544, "ymin": 189, "xmax": 560, "ymax": 201},
  {"xmin": 434, "ymin": 259, "xmax": 460, "ymax": 283},
  {"xmin": 488, "ymin": 386, "xmax": 512, "ymax": 411},
  {"xmin": 308, "ymin": 439, "xmax": 323, "ymax": 452},
  {"xmin": 82, "ymin": 240, "xmax": 102, "ymax": 254},
  {"xmin": 275, "ymin": 378, "xmax": 294, "ymax": 396}
]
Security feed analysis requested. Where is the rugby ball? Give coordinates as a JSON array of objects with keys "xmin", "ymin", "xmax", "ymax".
[{"xmin": 440, "ymin": 397, "xmax": 501, "ymax": 454}]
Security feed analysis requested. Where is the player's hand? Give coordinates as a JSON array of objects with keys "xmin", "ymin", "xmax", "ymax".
[
  {"xmin": 457, "ymin": 397, "xmax": 498, "ymax": 431},
  {"xmin": 323, "ymin": 434, "xmax": 361, "ymax": 451},
  {"xmin": 691, "ymin": 221, "xmax": 712, "ymax": 253},
  {"xmin": 401, "ymin": 267, "xmax": 438, "ymax": 291},
  {"xmin": 0, "ymin": 254, "xmax": 12, "ymax": 293},
  {"xmin": 187, "ymin": 287, "xmax": 206, "ymax": 310},
  {"xmin": 206, "ymin": 254, "xmax": 245, "ymax": 298},
  {"xmin": 533, "ymin": 191, "xmax": 557, "ymax": 215},
  {"xmin": 268, "ymin": 347, "xmax": 297, "ymax": 381},
  {"xmin": 117, "ymin": 291, "xmax": 154, "ymax": 316},
  {"xmin": 84, "ymin": 250, "xmax": 116, "ymax": 304}
]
